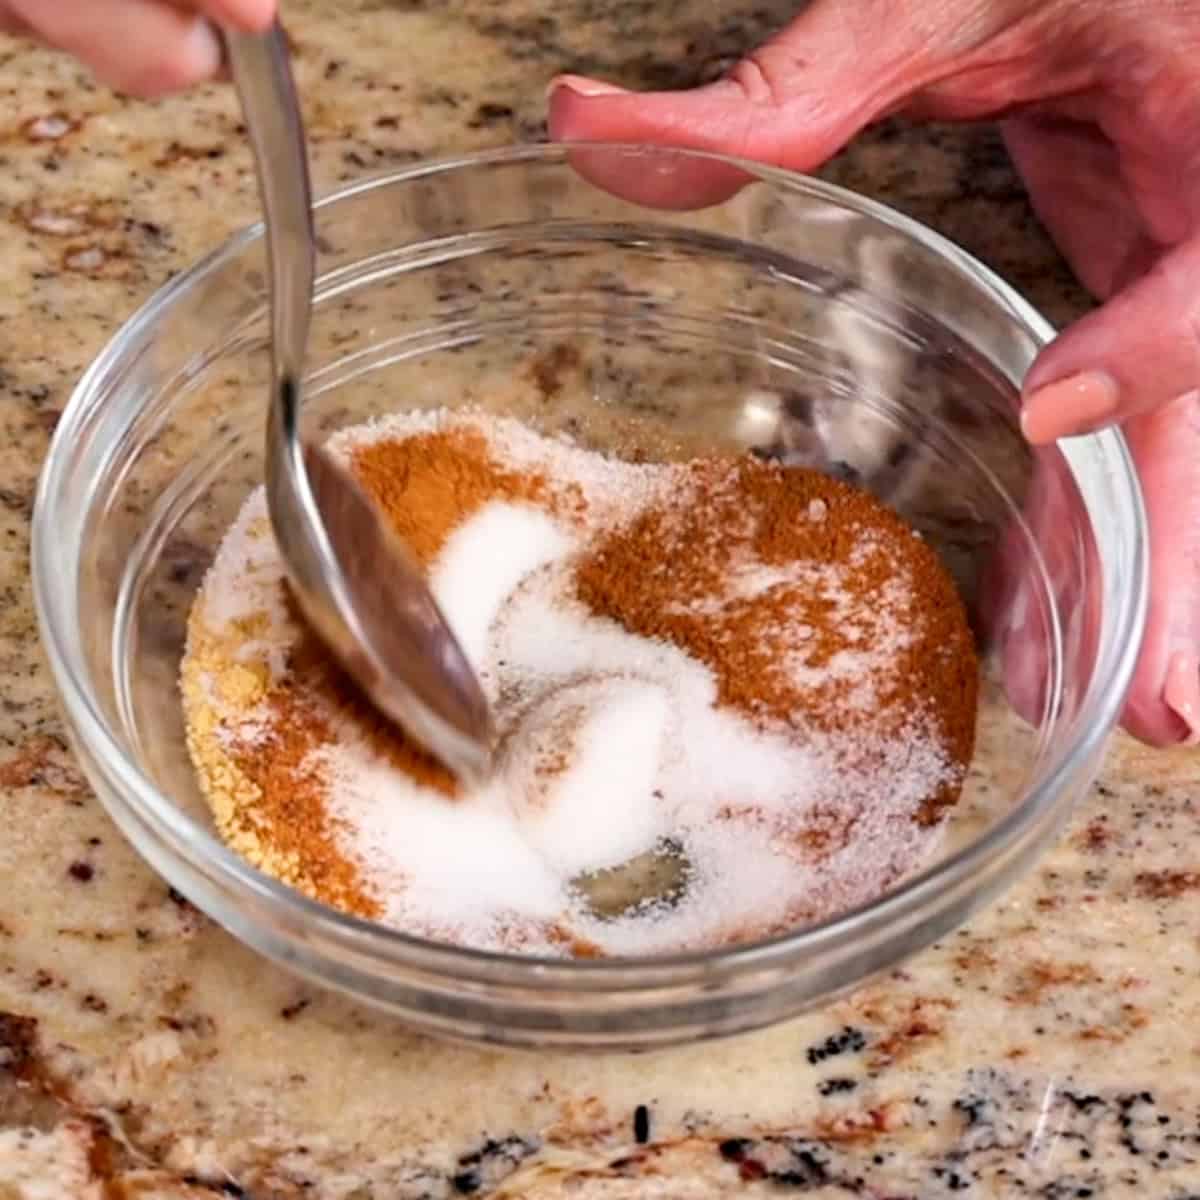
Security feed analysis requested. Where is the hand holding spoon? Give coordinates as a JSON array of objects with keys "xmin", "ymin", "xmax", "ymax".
[{"xmin": 224, "ymin": 24, "xmax": 494, "ymax": 784}]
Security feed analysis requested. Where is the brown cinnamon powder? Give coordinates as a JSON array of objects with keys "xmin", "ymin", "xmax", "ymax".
[{"xmin": 349, "ymin": 424, "xmax": 582, "ymax": 568}]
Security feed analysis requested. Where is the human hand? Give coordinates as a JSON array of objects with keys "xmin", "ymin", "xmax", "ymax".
[
  {"xmin": 548, "ymin": 0, "xmax": 1200, "ymax": 746},
  {"xmin": 0, "ymin": 0, "xmax": 274, "ymax": 97}
]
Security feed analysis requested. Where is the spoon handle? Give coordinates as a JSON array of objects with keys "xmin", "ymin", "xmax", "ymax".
[
  {"xmin": 224, "ymin": 22, "xmax": 315, "ymax": 444},
  {"xmin": 223, "ymin": 22, "xmax": 495, "ymax": 783}
]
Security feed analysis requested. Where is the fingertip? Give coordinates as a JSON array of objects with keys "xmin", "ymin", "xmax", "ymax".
[
  {"xmin": 547, "ymin": 76, "xmax": 667, "ymax": 146},
  {"xmin": 1121, "ymin": 695, "xmax": 1197, "ymax": 749},
  {"xmin": 1020, "ymin": 370, "xmax": 1120, "ymax": 444},
  {"xmin": 183, "ymin": 16, "xmax": 225, "ymax": 78},
  {"xmin": 117, "ymin": 15, "xmax": 223, "ymax": 97},
  {"xmin": 544, "ymin": 80, "xmax": 577, "ymax": 144},
  {"xmin": 546, "ymin": 75, "xmax": 629, "ymax": 142},
  {"xmin": 1024, "ymin": 237, "xmax": 1200, "ymax": 440},
  {"xmin": 1163, "ymin": 652, "xmax": 1200, "ymax": 745}
]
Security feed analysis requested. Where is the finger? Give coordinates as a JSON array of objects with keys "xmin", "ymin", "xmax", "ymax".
[
  {"xmin": 545, "ymin": 70, "xmax": 851, "ymax": 211},
  {"xmin": 548, "ymin": 0, "xmax": 1063, "ymax": 158},
  {"xmin": 1001, "ymin": 116, "xmax": 1155, "ymax": 301},
  {"xmin": 546, "ymin": 4, "xmax": 891, "ymax": 163},
  {"xmin": 547, "ymin": 0, "xmax": 1099, "ymax": 210},
  {"xmin": 12, "ymin": 0, "xmax": 223, "ymax": 97},
  {"xmin": 988, "ymin": 401, "xmax": 1200, "ymax": 747},
  {"xmin": 547, "ymin": 1, "xmax": 952, "ymax": 209},
  {"xmin": 1020, "ymin": 235, "xmax": 1200, "ymax": 443},
  {"xmin": 1119, "ymin": 393, "xmax": 1200, "ymax": 746}
]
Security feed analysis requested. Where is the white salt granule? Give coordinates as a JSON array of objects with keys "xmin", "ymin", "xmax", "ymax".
[
  {"xmin": 314, "ymin": 737, "xmax": 566, "ymax": 937},
  {"xmin": 507, "ymin": 679, "xmax": 670, "ymax": 876},
  {"xmin": 192, "ymin": 406, "xmax": 961, "ymax": 957},
  {"xmin": 431, "ymin": 502, "xmax": 572, "ymax": 676},
  {"xmin": 195, "ymin": 489, "xmax": 297, "ymax": 682}
]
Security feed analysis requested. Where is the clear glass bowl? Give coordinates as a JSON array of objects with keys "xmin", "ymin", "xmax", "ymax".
[{"xmin": 32, "ymin": 145, "xmax": 1146, "ymax": 1049}]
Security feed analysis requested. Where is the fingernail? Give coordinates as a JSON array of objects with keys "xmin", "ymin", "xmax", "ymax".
[
  {"xmin": 1164, "ymin": 651, "xmax": 1200, "ymax": 745},
  {"xmin": 189, "ymin": 17, "xmax": 226, "ymax": 81},
  {"xmin": 1020, "ymin": 370, "xmax": 1120, "ymax": 444},
  {"xmin": 545, "ymin": 74, "xmax": 629, "ymax": 103}
]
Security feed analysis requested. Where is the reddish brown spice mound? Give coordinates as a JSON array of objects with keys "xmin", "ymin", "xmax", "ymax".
[{"xmin": 575, "ymin": 458, "xmax": 977, "ymax": 823}]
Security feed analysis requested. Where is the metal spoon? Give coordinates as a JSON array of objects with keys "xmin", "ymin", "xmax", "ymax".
[{"xmin": 224, "ymin": 24, "xmax": 494, "ymax": 784}]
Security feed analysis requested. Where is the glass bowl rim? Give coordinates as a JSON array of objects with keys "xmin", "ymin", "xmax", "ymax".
[{"xmin": 31, "ymin": 141, "xmax": 1149, "ymax": 987}]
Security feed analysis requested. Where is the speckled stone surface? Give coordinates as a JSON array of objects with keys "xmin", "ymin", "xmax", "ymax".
[{"xmin": 1, "ymin": 2, "xmax": 1199, "ymax": 1197}]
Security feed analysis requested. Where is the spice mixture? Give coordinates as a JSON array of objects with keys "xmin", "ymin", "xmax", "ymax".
[{"xmin": 181, "ymin": 409, "xmax": 978, "ymax": 957}]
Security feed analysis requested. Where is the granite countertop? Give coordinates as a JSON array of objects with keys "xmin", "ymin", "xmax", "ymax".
[{"xmin": 2, "ymin": 2, "xmax": 1199, "ymax": 1197}]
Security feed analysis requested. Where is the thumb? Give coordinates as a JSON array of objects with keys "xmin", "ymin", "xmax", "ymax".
[
  {"xmin": 548, "ymin": 2, "xmax": 944, "ymax": 200},
  {"xmin": 1020, "ymin": 235, "xmax": 1200, "ymax": 443}
]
